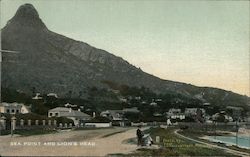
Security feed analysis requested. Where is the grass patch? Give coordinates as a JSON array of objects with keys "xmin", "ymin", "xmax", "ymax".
[
  {"xmin": 179, "ymin": 128, "xmax": 250, "ymax": 154},
  {"xmin": 15, "ymin": 129, "xmax": 57, "ymax": 136}
]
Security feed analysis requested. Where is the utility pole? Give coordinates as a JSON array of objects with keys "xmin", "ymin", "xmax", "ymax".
[
  {"xmin": 235, "ymin": 119, "xmax": 238, "ymax": 146},
  {"xmin": 233, "ymin": 109, "xmax": 241, "ymax": 147}
]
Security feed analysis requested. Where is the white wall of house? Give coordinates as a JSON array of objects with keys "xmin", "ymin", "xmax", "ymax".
[
  {"xmin": 0, "ymin": 105, "xmax": 22, "ymax": 114},
  {"xmin": 170, "ymin": 114, "xmax": 185, "ymax": 120},
  {"xmin": 0, "ymin": 103, "xmax": 32, "ymax": 114},
  {"xmin": 131, "ymin": 122, "xmax": 147, "ymax": 126},
  {"xmin": 48, "ymin": 111, "xmax": 60, "ymax": 117},
  {"xmin": 21, "ymin": 105, "xmax": 30, "ymax": 114},
  {"xmin": 48, "ymin": 109, "xmax": 91, "ymax": 125},
  {"xmin": 0, "ymin": 106, "xmax": 4, "ymax": 113}
]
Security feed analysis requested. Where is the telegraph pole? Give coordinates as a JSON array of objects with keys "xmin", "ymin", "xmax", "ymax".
[{"xmin": 235, "ymin": 119, "xmax": 238, "ymax": 146}]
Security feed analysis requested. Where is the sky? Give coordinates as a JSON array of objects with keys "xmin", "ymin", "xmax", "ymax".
[{"xmin": 0, "ymin": 0, "xmax": 249, "ymax": 96}]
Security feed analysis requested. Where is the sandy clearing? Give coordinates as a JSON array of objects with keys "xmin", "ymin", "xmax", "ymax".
[{"xmin": 0, "ymin": 127, "xmax": 139, "ymax": 156}]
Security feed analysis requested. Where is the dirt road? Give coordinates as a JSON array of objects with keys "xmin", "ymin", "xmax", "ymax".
[{"xmin": 0, "ymin": 127, "xmax": 139, "ymax": 156}]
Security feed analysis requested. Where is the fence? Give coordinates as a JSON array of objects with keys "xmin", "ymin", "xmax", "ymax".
[
  {"xmin": 0, "ymin": 117, "xmax": 115, "ymax": 131},
  {"xmin": 0, "ymin": 116, "xmax": 77, "ymax": 131}
]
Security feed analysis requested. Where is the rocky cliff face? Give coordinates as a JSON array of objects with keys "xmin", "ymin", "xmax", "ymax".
[
  {"xmin": 1, "ymin": 4, "xmax": 249, "ymax": 107},
  {"xmin": 1, "ymin": 4, "xmax": 161, "ymax": 96}
]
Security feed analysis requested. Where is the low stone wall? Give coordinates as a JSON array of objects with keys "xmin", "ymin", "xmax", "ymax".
[
  {"xmin": 85, "ymin": 122, "xmax": 112, "ymax": 128},
  {"xmin": 0, "ymin": 118, "xmax": 75, "ymax": 130}
]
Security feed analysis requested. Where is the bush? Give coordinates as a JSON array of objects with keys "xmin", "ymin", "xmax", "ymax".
[
  {"xmin": 89, "ymin": 116, "xmax": 111, "ymax": 122},
  {"xmin": 55, "ymin": 117, "xmax": 74, "ymax": 124}
]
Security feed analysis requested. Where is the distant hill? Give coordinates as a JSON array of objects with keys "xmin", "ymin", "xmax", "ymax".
[{"xmin": 2, "ymin": 4, "xmax": 249, "ymax": 108}]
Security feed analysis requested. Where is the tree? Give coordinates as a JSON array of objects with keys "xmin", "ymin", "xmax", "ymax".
[{"xmin": 31, "ymin": 87, "xmax": 36, "ymax": 97}]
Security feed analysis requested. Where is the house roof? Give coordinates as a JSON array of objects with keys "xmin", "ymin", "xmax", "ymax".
[
  {"xmin": 49, "ymin": 107, "xmax": 90, "ymax": 118},
  {"xmin": 123, "ymin": 107, "xmax": 140, "ymax": 113},
  {"xmin": 169, "ymin": 108, "xmax": 181, "ymax": 112},
  {"xmin": 0, "ymin": 102, "xmax": 23, "ymax": 107},
  {"xmin": 100, "ymin": 110, "xmax": 124, "ymax": 120},
  {"xmin": 49, "ymin": 107, "xmax": 70, "ymax": 112},
  {"xmin": 226, "ymin": 106, "xmax": 243, "ymax": 110}
]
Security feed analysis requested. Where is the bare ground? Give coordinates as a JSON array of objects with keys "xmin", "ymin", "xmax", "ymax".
[{"xmin": 0, "ymin": 127, "xmax": 139, "ymax": 156}]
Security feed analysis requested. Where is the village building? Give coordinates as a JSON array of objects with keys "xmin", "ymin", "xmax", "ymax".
[
  {"xmin": 165, "ymin": 108, "xmax": 185, "ymax": 120},
  {"xmin": 153, "ymin": 113, "xmax": 163, "ymax": 117},
  {"xmin": 100, "ymin": 110, "xmax": 124, "ymax": 121},
  {"xmin": 47, "ymin": 93, "xmax": 58, "ymax": 98},
  {"xmin": 155, "ymin": 99, "xmax": 162, "ymax": 102},
  {"xmin": 149, "ymin": 102, "xmax": 157, "ymax": 107},
  {"xmin": 32, "ymin": 93, "xmax": 43, "ymax": 100},
  {"xmin": 100, "ymin": 107, "xmax": 140, "ymax": 121},
  {"xmin": 64, "ymin": 103, "xmax": 77, "ymax": 108},
  {"xmin": 0, "ymin": 102, "xmax": 31, "ymax": 114},
  {"xmin": 212, "ymin": 111, "xmax": 233, "ymax": 122},
  {"xmin": 123, "ymin": 107, "xmax": 140, "ymax": 113},
  {"xmin": 135, "ymin": 96, "xmax": 141, "ymax": 100},
  {"xmin": 184, "ymin": 108, "xmax": 205, "ymax": 117},
  {"xmin": 48, "ymin": 107, "xmax": 91, "ymax": 125},
  {"xmin": 203, "ymin": 102, "xmax": 211, "ymax": 106},
  {"xmin": 21, "ymin": 105, "xmax": 31, "ymax": 114}
]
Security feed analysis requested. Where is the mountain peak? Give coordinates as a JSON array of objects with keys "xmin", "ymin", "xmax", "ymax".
[
  {"xmin": 15, "ymin": 4, "xmax": 39, "ymax": 19},
  {"xmin": 5, "ymin": 3, "xmax": 47, "ymax": 30}
]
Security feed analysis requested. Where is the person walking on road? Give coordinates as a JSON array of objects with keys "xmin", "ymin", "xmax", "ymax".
[{"xmin": 136, "ymin": 125, "xmax": 143, "ymax": 146}]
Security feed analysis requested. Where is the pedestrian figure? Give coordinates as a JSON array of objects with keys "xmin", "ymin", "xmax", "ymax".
[{"xmin": 136, "ymin": 125, "xmax": 143, "ymax": 146}]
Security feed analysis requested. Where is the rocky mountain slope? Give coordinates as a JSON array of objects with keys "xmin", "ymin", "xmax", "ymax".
[{"xmin": 1, "ymin": 4, "xmax": 249, "ymax": 107}]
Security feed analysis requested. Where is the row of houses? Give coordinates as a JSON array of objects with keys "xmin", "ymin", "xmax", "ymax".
[
  {"xmin": 100, "ymin": 107, "xmax": 140, "ymax": 121},
  {"xmin": 0, "ymin": 102, "xmax": 31, "ymax": 114},
  {"xmin": 166, "ymin": 107, "xmax": 247, "ymax": 123},
  {"xmin": 47, "ymin": 106, "xmax": 140, "ymax": 126},
  {"xmin": 32, "ymin": 93, "xmax": 58, "ymax": 100},
  {"xmin": 48, "ymin": 107, "xmax": 91, "ymax": 125},
  {"xmin": 165, "ymin": 108, "xmax": 205, "ymax": 120}
]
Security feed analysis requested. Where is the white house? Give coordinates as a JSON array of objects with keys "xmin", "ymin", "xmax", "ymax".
[
  {"xmin": 32, "ymin": 93, "xmax": 43, "ymax": 100},
  {"xmin": 150, "ymin": 102, "xmax": 157, "ymax": 107},
  {"xmin": 122, "ymin": 107, "xmax": 140, "ymax": 113},
  {"xmin": 135, "ymin": 96, "xmax": 141, "ymax": 100},
  {"xmin": 64, "ymin": 103, "xmax": 77, "ymax": 108},
  {"xmin": 119, "ymin": 97, "xmax": 127, "ymax": 103},
  {"xmin": 165, "ymin": 108, "xmax": 185, "ymax": 120},
  {"xmin": 48, "ymin": 107, "xmax": 91, "ymax": 125},
  {"xmin": 21, "ymin": 105, "xmax": 31, "ymax": 114},
  {"xmin": 184, "ymin": 108, "xmax": 205, "ymax": 116},
  {"xmin": 168, "ymin": 108, "xmax": 181, "ymax": 115},
  {"xmin": 47, "ymin": 93, "xmax": 58, "ymax": 98},
  {"xmin": 0, "ymin": 102, "xmax": 31, "ymax": 114},
  {"xmin": 100, "ymin": 110, "xmax": 124, "ymax": 121}
]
